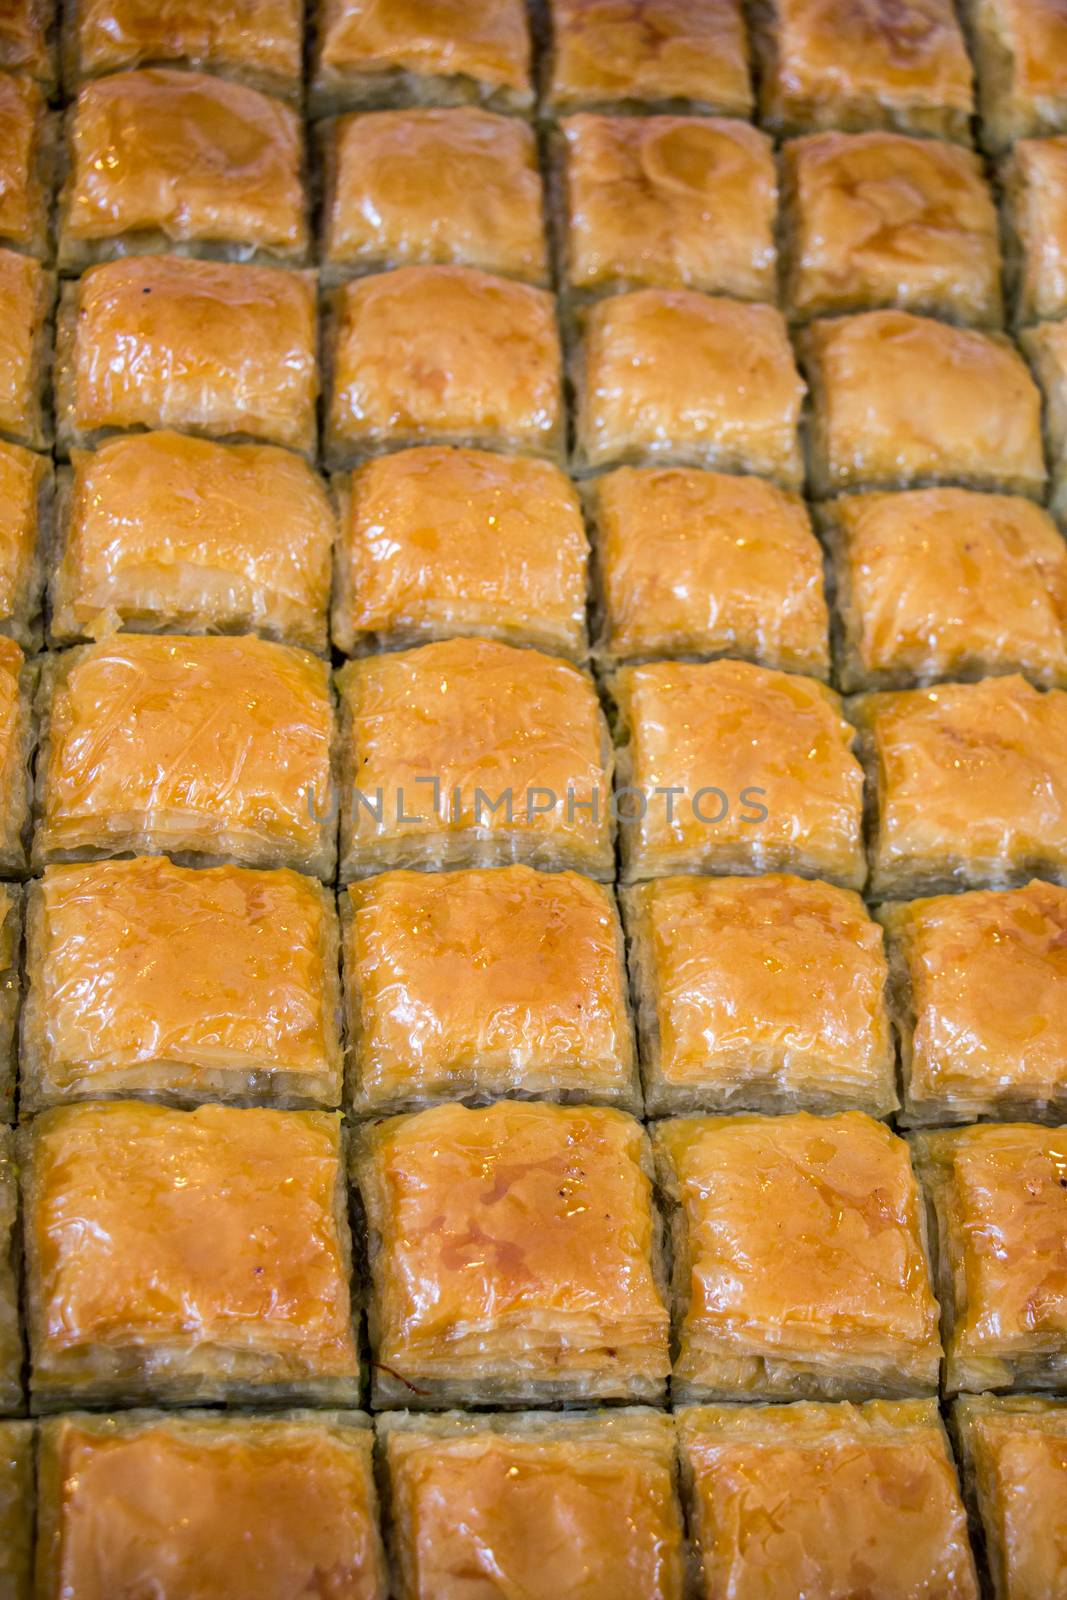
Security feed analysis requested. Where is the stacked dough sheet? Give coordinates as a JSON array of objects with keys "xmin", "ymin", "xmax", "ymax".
[{"xmin": 4, "ymin": 0, "xmax": 1067, "ymax": 1594}]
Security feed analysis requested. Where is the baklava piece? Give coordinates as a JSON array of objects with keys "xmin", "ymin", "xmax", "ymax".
[
  {"xmin": 0, "ymin": 249, "xmax": 51, "ymax": 452},
  {"xmin": 1022, "ymin": 319, "xmax": 1067, "ymax": 517},
  {"xmin": 380, "ymin": 1410, "xmax": 685, "ymax": 1600},
  {"xmin": 21, "ymin": 1101, "xmax": 360, "ymax": 1409},
  {"xmin": 0, "ymin": 890, "xmax": 20, "ymax": 1126},
  {"xmin": 321, "ymin": 108, "xmax": 547, "ymax": 286},
  {"xmin": 625, "ymin": 874, "xmax": 894, "ymax": 1117},
  {"xmin": 589, "ymin": 467, "xmax": 829, "ymax": 674},
  {"xmin": 34, "ymin": 634, "xmax": 337, "ymax": 878},
  {"xmin": 35, "ymin": 1412, "xmax": 387, "ymax": 1600},
  {"xmin": 50, "ymin": 431, "xmax": 333, "ymax": 652},
  {"xmin": 824, "ymin": 489, "xmax": 1067, "ymax": 691},
  {"xmin": 782, "ymin": 132, "xmax": 1001, "ymax": 325},
  {"xmin": 954, "ymin": 1394, "xmax": 1067, "ymax": 1600},
  {"xmin": 0, "ymin": 441, "xmax": 49, "ymax": 650},
  {"xmin": 332, "ymin": 447, "xmax": 588, "ymax": 660},
  {"xmin": 0, "ymin": 0, "xmax": 54, "ymax": 89},
  {"xmin": 851, "ymin": 675, "xmax": 1067, "ymax": 898},
  {"xmin": 54, "ymin": 256, "xmax": 318, "ymax": 457},
  {"xmin": 310, "ymin": 0, "xmax": 533, "ymax": 117},
  {"xmin": 574, "ymin": 290, "xmax": 805, "ymax": 483},
  {"xmin": 657, "ymin": 1112, "xmax": 941, "ymax": 1401},
  {"xmin": 914, "ymin": 1122, "xmax": 1067, "ymax": 1393},
  {"xmin": 0, "ymin": 638, "xmax": 35, "ymax": 878},
  {"xmin": 0, "ymin": 1422, "xmax": 32, "ymax": 1600},
  {"xmin": 801, "ymin": 312, "xmax": 1046, "ymax": 497},
  {"xmin": 58, "ymin": 69, "xmax": 308, "ymax": 272},
  {"xmin": 1002, "ymin": 137, "xmax": 1067, "ymax": 324},
  {"xmin": 543, "ymin": 0, "xmax": 752, "ymax": 118},
  {"xmin": 611, "ymin": 658, "xmax": 865, "ymax": 887},
  {"xmin": 0, "ymin": 74, "xmax": 52, "ymax": 259},
  {"xmin": 557, "ymin": 114, "xmax": 776, "ymax": 303},
  {"xmin": 337, "ymin": 638, "xmax": 612, "ymax": 881},
  {"xmin": 21, "ymin": 857, "xmax": 342, "ymax": 1112},
  {"xmin": 325, "ymin": 266, "xmax": 562, "ymax": 468},
  {"xmin": 882, "ymin": 881, "xmax": 1067, "ymax": 1126},
  {"xmin": 343, "ymin": 866, "xmax": 635, "ymax": 1114},
  {"xmin": 965, "ymin": 0, "xmax": 1067, "ymax": 150},
  {"xmin": 0, "ymin": 1131, "xmax": 20, "ymax": 1416},
  {"xmin": 680, "ymin": 1401, "xmax": 978, "ymax": 1600},
  {"xmin": 753, "ymin": 0, "xmax": 974, "ymax": 139}
]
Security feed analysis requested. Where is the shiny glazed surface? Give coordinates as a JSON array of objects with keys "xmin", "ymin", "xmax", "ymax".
[
  {"xmin": 0, "ymin": 73, "xmax": 44, "ymax": 249},
  {"xmin": 547, "ymin": 0, "xmax": 752, "ymax": 114},
  {"xmin": 318, "ymin": 0, "xmax": 532, "ymax": 93},
  {"xmin": 72, "ymin": 0, "xmax": 304, "ymax": 85},
  {"xmin": 0, "ymin": 439, "xmax": 43, "ymax": 627}
]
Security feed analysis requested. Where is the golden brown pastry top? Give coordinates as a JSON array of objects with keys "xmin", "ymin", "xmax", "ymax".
[
  {"xmin": 63, "ymin": 69, "xmax": 307, "ymax": 256},
  {"xmin": 71, "ymin": 0, "xmax": 303, "ymax": 90},
  {"xmin": 318, "ymin": 0, "xmax": 532, "ymax": 96},
  {"xmin": 27, "ymin": 1101, "xmax": 357, "ymax": 1369},
  {"xmin": 1006, "ymin": 137, "xmax": 1067, "ymax": 323},
  {"xmin": 0, "ymin": 248, "xmax": 46, "ymax": 445},
  {"xmin": 0, "ymin": 439, "xmax": 43, "ymax": 628},
  {"xmin": 325, "ymin": 108, "xmax": 546, "ymax": 282},
  {"xmin": 67, "ymin": 256, "xmax": 318, "ymax": 455},
  {"xmin": 0, "ymin": 637, "xmax": 25, "ymax": 780},
  {"xmin": 47, "ymin": 1415, "xmax": 385, "ymax": 1600},
  {"xmin": 546, "ymin": 0, "xmax": 752, "ymax": 116},
  {"xmin": 992, "ymin": 0, "xmax": 1067, "ymax": 106},
  {"xmin": 0, "ymin": 73, "xmax": 45, "ymax": 251},
  {"xmin": 957, "ymin": 1397, "xmax": 1067, "ymax": 1600},
  {"xmin": 562, "ymin": 113, "xmax": 776, "ymax": 300},
  {"xmin": 0, "ymin": 0, "xmax": 51, "ymax": 81}
]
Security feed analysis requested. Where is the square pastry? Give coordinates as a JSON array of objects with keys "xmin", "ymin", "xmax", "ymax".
[
  {"xmin": 543, "ymin": 0, "xmax": 752, "ymax": 118},
  {"xmin": 62, "ymin": 0, "xmax": 304, "ymax": 99},
  {"xmin": 679, "ymin": 1400, "xmax": 978, "ymax": 1600},
  {"xmin": 0, "ymin": 639, "xmax": 35, "ymax": 879},
  {"xmin": 35, "ymin": 1411, "xmax": 387, "ymax": 1600},
  {"xmin": 801, "ymin": 312, "xmax": 1047, "ymax": 497},
  {"xmin": 656, "ymin": 1112, "xmax": 942, "ymax": 1401},
  {"xmin": 851, "ymin": 675, "xmax": 1067, "ymax": 898},
  {"xmin": 573, "ymin": 290, "xmax": 805, "ymax": 484},
  {"xmin": 0, "ymin": 441, "xmax": 48, "ymax": 650},
  {"xmin": 954, "ymin": 1394, "xmax": 1067, "ymax": 1600},
  {"xmin": 310, "ymin": 0, "xmax": 533, "ymax": 117},
  {"xmin": 54, "ymin": 257, "xmax": 319, "ymax": 458},
  {"xmin": 0, "ymin": 1130, "xmax": 21, "ymax": 1417},
  {"xmin": 1022, "ymin": 320, "xmax": 1067, "ymax": 517},
  {"xmin": 343, "ymin": 866, "xmax": 635, "ymax": 1114},
  {"xmin": 332, "ymin": 447, "xmax": 588, "ymax": 660},
  {"xmin": 0, "ymin": 0, "xmax": 54, "ymax": 88},
  {"xmin": 20, "ymin": 857, "xmax": 343, "ymax": 1113},
  {"xmin": 320, "ymin": 108, "xmax": 547, "ymax": 287},
  {"xmin": 50, "ymin": 432, "xmax": 334, "ymax": 652},
  {"xmin": 624, "ymin": 874, "xmax": 894, "ymax": 1118},
  {"xmin": 354, "ymin": 1099, "xmax": 670, "ymax": 1407},
  {"xmin": 914, "ymin": 1122, "xmax": 1067, "ymax": 1393},
  {"xmin": 336, "ymin": 638, "xmax": 613, "ymax": 881},
  {"xmin": 325, "ymin": 266, "xmax": 562, "ymax": 469},
  {"xmin": 752, "ymin": 0, "xmax": 974, "ymax": 138},
  {"xmin": 34, "ymin": 635, "xmax": 337, "ymax": 878},
  {"xmin": 782, "ymin": 132, "xmax": 1001, "ymax": 325},
  {"xmin": 0, "ymin": 889, "xmax": 20, "ymax": 1127},
  {"xmin": 823, "ymin": 489, "xmax": 1067, "ymax": 691},
  {"xmin": 1002, "ymin": 138, "xmax": 1067, "ymax": 324},
  {"xmin": 965, "ymin": 0, "xmax": 1067, "ymax": 150},
  {"xmin": 557, "ymin": 114, "xmax": 776, "ymax": 303},
  {"xmin": 379, "ymin": 1410, "xmax": 685, "ymax": 1600},
  {"xmin": 0, "ymin": 74, "xmax": 52, "ymax": 259},
  {"xmin": 882, "ymin": 882, "xmax": 1067, "ymax": 1126},
  {"xmin": 21, "ymin": 1101, "xmax": 360, "ymax": 1409},
  {"xmin": 0, "ymin": 249, "xmax": 51, "ymax": 452},
  {"xmin": 0, "ymin": 1422, "xmax": 32, "ymax": 1600},
  {"xmin": 58, "ymin": 69, "xmax": 308, "ymax": 272},
  {"xmin": 589, "ymin": 467, "xmax": 829, "ymax": 674},
  {"xmin": 611, "ymin": 658, "xmax": 865, "ymax": 888}
]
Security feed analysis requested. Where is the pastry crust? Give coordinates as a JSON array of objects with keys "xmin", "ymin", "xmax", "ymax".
[
  {"xmin": 310, "ymin": 0, "xmax": 533, "ymax": 117},
  {"xmin": 914, "ymin": 1122, "xmax": 1067, "ymax": 1394},
  {"xmin": 0, "ymin": 1422, "xmax": 31, "ymax": 1600},
  {"xmin": 753, "ymin": 0, "xmax": 975, "ymax": 138},
  {"xmin": 824, "ymin": 489, "xmax": 1067, "ymax": 691},
  {"xmin": 34, "ymin": 635, "xmax": 337, "ymax": 879},
  {"xmin": 21, "ymin": 1101, "xmax": 360, "ymax": 1409},
  {"xmin": 343, "ymin": 866, "xmax": 636, "ymax": 1114},
  {"xmin": 611, "ymin": 658, "xmax": 865, "ymax": 888},
  {"xmin": 573, "ymin": 289, "xmax": 805, "ymax": 484},
  {"xmin": 656, "ymin": 1112, "xmax": 941, "ymax": 1402},
  {"xmin": 35, "ymin": 1411, "xmax": 387, "ymax": 1600},
  {"xmin": 0, "ymin": 1131, "xmax": 21, "ymax": 1418},
  {"xmin": 882, "ymin": 881, "xmax": 1067, "ymax": 1127},
  {"xmin": 543, "ymin": 0, "xmax": 753, "ymax": 117},
  {"xmin": 0, "ymin": 890, "xmax": 20, "ymax": 1127},
  {"xmin": 782, "ymin": 132, "xmax": 1001, "ymax": 325},
  {"xmin": 964, "ymin": 0, "xmax": 1067, "ymax": 150},
  {"xmin": 589, "ymin": 466, "xmax": 829, "ymax": 674},
  {"xmin": 20, "ymin": 857, "xmax": 343, "ymax": 1113},
  {"xmin": 50, "ymin": 431, "xmax": 334, "ymax": 652},
  {"xmin": 0, "ymin": 639, "xmax": 36, "ymax": 879},
  {"xmin": 379, "ymin": 1410, "xmax": 685, "ymax": 1600},
  {"xmin": 336, "ymin": 638, "xmax": 613, "ymax": 881},
  {"xmin": 54, "ymin": 256, "xmax": 319, "ymax": 458},
  {"xmin": 557, "ymin": 114, "xmax": 776, "ymax": 302},
  {"xmin": 325, "ymin": 265, "xmax": 562, "ymax": 469},
  {"xmin": 0, "ymin": 0, "xmax": 54, "ymax": 89},
  {"xmin": 0, "ymin": 74, "xmax": 53, "ymax": 259},
  {"xmin": 679, "ymin": 1400, "xmax": 978, "ymax": 1600},
  {"xmin": 0, "ymin": 441, "xmax": 49, "ymax": 651},
  {"xmin": 321, "ymin": 108, "xmax": 547, "ymax": 286},
  {"xmin": 851, "ymin": 675, "xmax": 1067, "ymax": 898},
  {"xmin": 1022, "ymin": 320, "xmax": 1067, "ymax": 518},
  {"xmin": 58, "ymin": 69, "xmax": 309, "ymax": 271},
  {"xmin": 354, "ymin": 1099, "xmax": 670, "ymax": 1407},
  {"xmin": 624, "ymin": 874, "xmax": 895, "ymax": 1118},
  {"xmin": 332, "ymin": 447, "xmax": 588, "ymax": 660},
  {"xmin": 801, "ymin": 311, "xmax": 1047, "ymax": 497},
  {"xmin": 0, "ymin": 249, "xmax": 52, "ymax": 452},
  {"xmin": 954, "ymin": 1394, "xmax": 1067, "ymax": 1600},
  {"xmin": 1002, "ymin": 137, "xmax": 1067, "ymax": 324}
]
